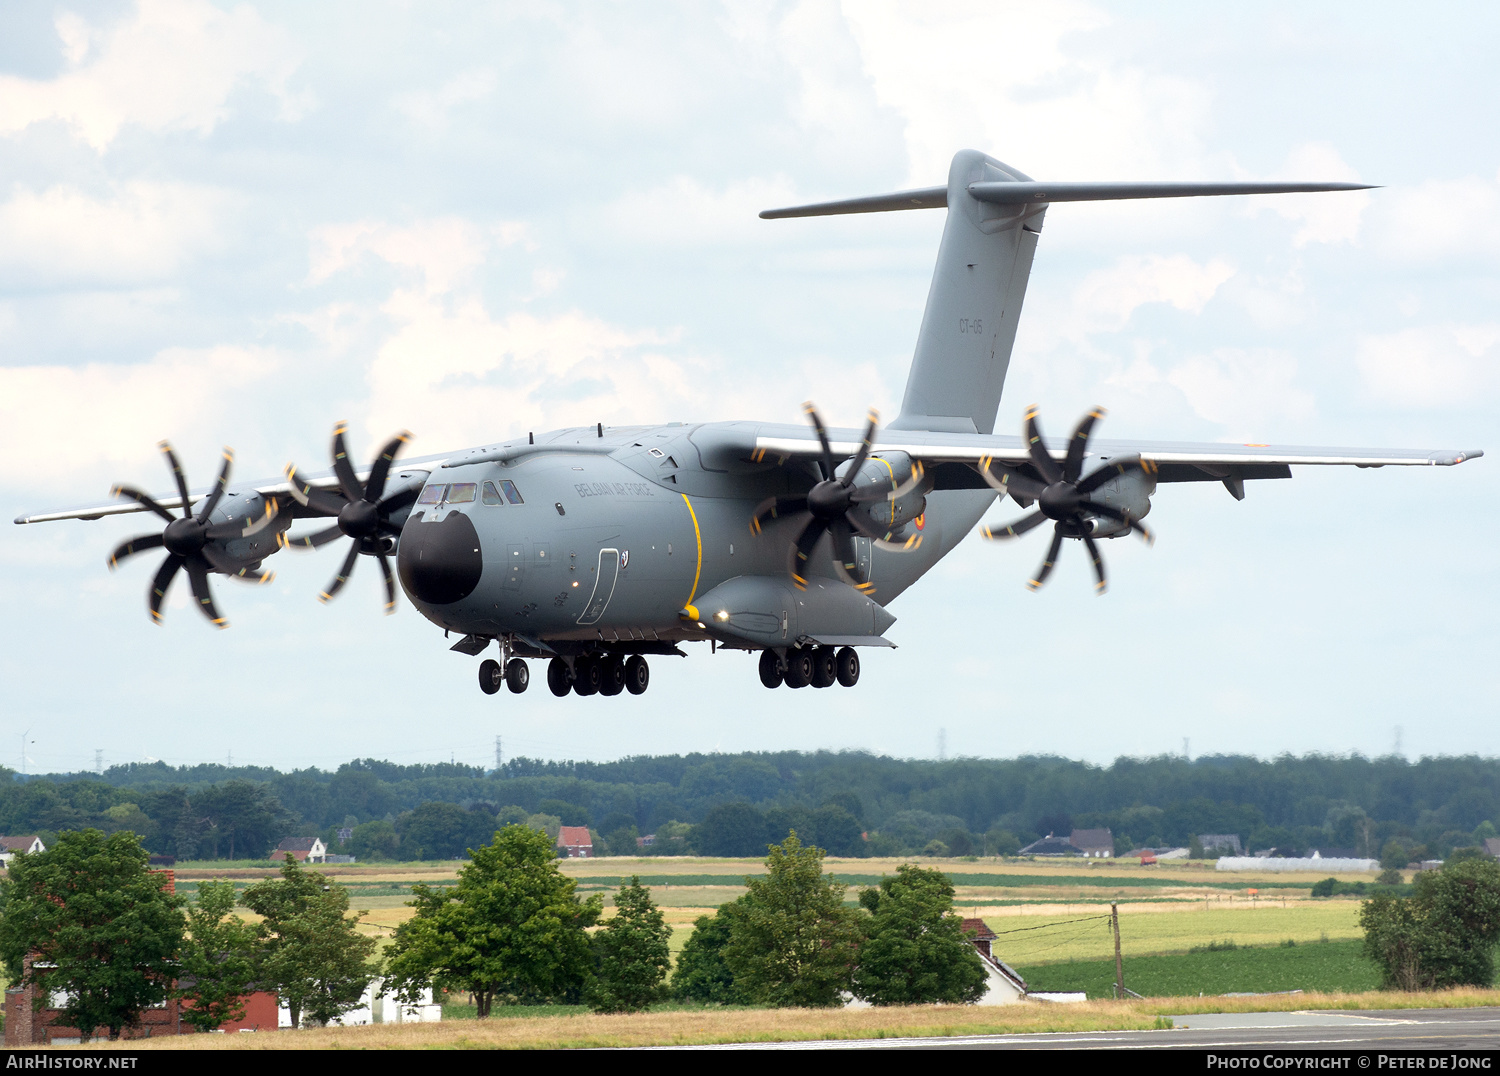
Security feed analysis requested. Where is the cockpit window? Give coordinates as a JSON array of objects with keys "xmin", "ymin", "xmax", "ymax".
[
  {"xmin": 481, "ymin": 481, "xmax": 504, "ymax": 505},
  {"xmin": 416, "ymin": 483, "xmax": 447, "ymax": 505},
  {"xmin": 500, "ymin": 480, "xmax": 524, "ymax": 504},
  {"xmin": 447, "ymin": 482, "xmax": 477, "ymax": 504}
]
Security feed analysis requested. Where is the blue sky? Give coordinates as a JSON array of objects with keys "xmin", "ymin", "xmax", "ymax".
[{"xmin": 0, "ymin": 1, "xmax": 1495, "ymax": 773}]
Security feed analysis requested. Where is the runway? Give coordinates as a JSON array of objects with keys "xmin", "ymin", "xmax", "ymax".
[{"xmin": 674, "ymin": 1008, "xmax": 1500, "ymax": 1050}]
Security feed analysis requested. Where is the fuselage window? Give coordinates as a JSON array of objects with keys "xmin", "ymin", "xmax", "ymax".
[
  {"xmin": 501, "ymin": 480, "xmax": 524, "ymax": 504},
  {"xmin": 447, "ymin": 482, "xmax": 477, "ymax": 504},
  {"xmin": 481, "ymin": 481, "xmax": 504, "ymax": 505},
  {"xmin": 416, "ymin": 483, "xmax": 447, "ymax": 505}
]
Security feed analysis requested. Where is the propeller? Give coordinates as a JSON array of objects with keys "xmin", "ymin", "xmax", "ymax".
[
  {"xmin": 976, "ymin": 405, "xmax": 1156, "ymax": 594},
  {"xmin": 107, "ymin": 442, "xmax": 279, "ymax": 627},
  {"xmin": 282, "ymin": 422, "xmax": 415, "ymax": 613},
  {"xmin": 749, "ymin": 403, "xmax": 926, "ymax": 593}
]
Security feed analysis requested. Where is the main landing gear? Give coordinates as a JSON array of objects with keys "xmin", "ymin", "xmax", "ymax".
[
  {"xmin": 547, "ymin": 654, "xmax": 651, "ymax": 697},
  {"xmin": 759, "ymin": 646, "xmax": 859, "ymax": 689},
  {"xmin": 478, "ymin": 658, "xmax": 530, "ymax": 695}
]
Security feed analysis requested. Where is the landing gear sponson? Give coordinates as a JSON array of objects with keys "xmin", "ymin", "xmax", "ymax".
[{"xmin": 758, "ymin": 645, "xmax": 859, "ymax": 690}]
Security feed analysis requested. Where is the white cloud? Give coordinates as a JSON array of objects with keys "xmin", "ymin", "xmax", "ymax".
[
  {"xmin": 601, "ymin": 175, "xmax": 801, "ymax": 246},
  {"xmin": 1071, "ymin": 253, "xmax": 1234, "ymax": 333},
  {"xmin": 1366, "ymin": 170, "xmax": 1500, "ymax": 263},
  {"xmin": 1164, "ymin": 348, "xmax": 1315, "ymax": 437},
  {"xmin": 1248, "ymin": 142, "xmax": 1371, "ymax": 247},
  {"xmin": 0, "ymin": 0, "xmax": 302, "ymax": 151},
  {"xmin": 393, "ymin": 68, "xmax": 498, "ymax": 131},
  {"xmin": 1356, "ymin": 323, "xmax": 1500, "ymax": 409},
  {"xmin": 0, "ymin": 182, "xmax": 228, "ymax": 286},
  {"xmin": 307, "ymin": 218, "xmax": 528, "ymax": 297}
]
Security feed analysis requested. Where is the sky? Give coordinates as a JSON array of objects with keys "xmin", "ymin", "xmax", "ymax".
[{"xmin": 0, "ymin": 1, "xmax": 1496, "ymax": 774}]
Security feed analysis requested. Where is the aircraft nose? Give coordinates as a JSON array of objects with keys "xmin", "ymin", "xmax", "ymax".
[{"xmin": 397, "ymin": 510, "xmax": 483, "ymax": 605}]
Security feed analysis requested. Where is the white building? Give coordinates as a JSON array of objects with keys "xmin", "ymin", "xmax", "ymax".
[{"xmin": 279, "ymin": 981, "xmax": 441, "ymax": 1027}]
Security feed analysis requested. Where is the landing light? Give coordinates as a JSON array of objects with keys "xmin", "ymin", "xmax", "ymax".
[{"xmin": 714, "ymin": 610, "xmax": 730, "ymax": 622}]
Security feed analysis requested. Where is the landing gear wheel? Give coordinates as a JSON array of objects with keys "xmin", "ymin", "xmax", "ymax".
[
  {"xmin": 505, "ymin": 658, "xmax": 530, "ymax": 694},
  {"xmin": 783, "ymin": 649, "xmax": 813, "ymax": 689},
  {"xmin": 810, "ymin": 646, "xmax": 837, "ymax": 688},
  {"xmin": 625, "ymin": 655, "xmax": 650, "ymax": 695},
  {"xmin": 758, "ymin": 649, "xmax": 783, "ymax": 688},
  {"xmin": 600, "ymin": 655, "xmax": 626, "ymax": 696},
  {"xmin": 574, "ymin": 655, "xmax": 602, "ymax": 696},
  {"xmin": 835, "ymin": 646, "xmax": 860, "ymax": 687},
  {"xmin": 547, "ymin": 656, "xmax": 573, "ymax": 697},
  {"xmin": 478, "ymin": 658, "xmax": 503, "ymax": 695}
]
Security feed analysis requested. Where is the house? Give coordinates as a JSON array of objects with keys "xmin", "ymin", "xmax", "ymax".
[
  {"xmin": 1126, "ymin": 846, "xmax": 1189, "ymax": 862},
  {"xmin": 336, "ymin": 827, "xmax": 354, "ymax": 846},
  {"xmin": 0, "ymin": 836, "xmax": 45, "ymax": 865},
  {"xmin": 283, "ymin": 981, "xmax": 440, "ymax": 1027},
  {"xmin": 556, "ymin": 826, "xmax": 593, "ymax": 858},
  {"xmin": 960, "ymin": 918, "xmax": 1028, "ymax": 1004},
  {"xmin": 1018, "ymin": 833, "xmax": 1081, "ymax": 856},
  {"xmin": 1069, "ymin": 828, "xmax": 1114, "ymax": 858},
  {"xmin": 271, "ymin": 837, "xmax": 327, "ymax": 863},
  {"xmin": 636, "ymin": 834, "xmax": 656, "ymax": 849},
  {"xmin": 1197, "ymin": 834, "xmax": 1244, "ymax": 856},
  {"xmin": 1484, "ymin": 838, "xmax": 1500, "ymax": 859}
]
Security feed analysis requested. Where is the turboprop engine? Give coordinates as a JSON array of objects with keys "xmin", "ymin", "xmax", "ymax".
[{"xmin": 837, "ymin": 450, "xmax": 928, "ymax": 534}]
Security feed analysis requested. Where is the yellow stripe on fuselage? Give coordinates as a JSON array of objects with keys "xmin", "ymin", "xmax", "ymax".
[{"xmin": 682, "ymin": 493, "xmax": 703, "ymax": 605}]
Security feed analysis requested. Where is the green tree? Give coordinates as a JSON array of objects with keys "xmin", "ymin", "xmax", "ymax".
[
  {"xmin": 672, "ymin": 899, "xmax": 750, "ymax": 1004},
  {"xmin": 694, "ymin": 803, "xmax": 768, "ymax": 856},
  {"xmin": 0, "ymin": 830, "xmax": 185, "ymax": 1041},
  {"xmin": 851, "ymin": 864, "xmax": 987, "ymax": 1005},
  {"xmin": 175, "ymin": 879, "xmax": 258, "ymax": 1032},
  {"xmin": 587, "ymin": 876, "xmax": 672, "ymax": 1013},
  {"xmin": 1360, "ymin": 857, "xmax": 1500, "ymax": 990},
  {"xmin": 242, "ymin": 856, "xmax": 377, "ymax": 1027},
  {"xmin": 349, "ymin": 819, "xmax": 399, "ymax": 861},
  {"xmin": 723, "ymin": 832, "xmax": 861, "ymax": 1007},
  {"xmin": 397, "ymin": 801, "xmax": 499, "ymax": 860},
  {"xmin": 195, "ymin": 780, "xmax": 289, "ymax": 860},
  {"xmin": 384, "ymin": 825, "xmax": 602, "ymax": 1015}
]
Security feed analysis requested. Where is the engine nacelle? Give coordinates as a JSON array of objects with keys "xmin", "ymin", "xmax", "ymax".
[
  {"xmin": 838, "ymin": 451, "xmax": 928, "ymax": 533},
  {"xmin": 1083, "ymin": 465, "xmax": 1155, "ymax": 538},
  {"xmin": 215, "ymin": 490, "xmax": 292, "ymax": 568}
]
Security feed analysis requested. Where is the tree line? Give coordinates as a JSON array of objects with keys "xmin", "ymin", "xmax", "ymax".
[{"xmin": 7, "ymin": 750, "xmax": 1500, "ymax": 862}]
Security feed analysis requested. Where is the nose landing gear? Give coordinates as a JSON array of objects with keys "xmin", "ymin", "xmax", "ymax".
[{"xmin": 480, "ymin": 656, "xmax": 532, "ymax": 695}]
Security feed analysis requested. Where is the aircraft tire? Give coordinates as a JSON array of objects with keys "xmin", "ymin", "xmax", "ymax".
[
  {"xmin": 547, "ymin": 656, "xmax": 573, "ymax": 697},
  {"xmin": 810, "ymin": 646, "xmax": 837, "ymax": 688},
  {"xmin": 784, "ymin": 649, "xmax": 813, "ymax": 689},
  {"xmin": 625, "ymin": 655, "xmax": 650, "ymax": 695},
  {"xmin": 836, "ymin": 647, "xmax": 860, "ymax": 687},
  {"xmin": 574, "ymin": 656, "xmax": 602, "ymax": 696},
  {"xmin": 505, "ymin": 658, "xmax": 530, "ymax": 694},
  {"xmin": 479, "ymin": 658, "xmax": 503, "ymax": 695},
  {"xmin": 600, "ymin": 656, "xmax": 626, "ymax": 696},
  {"xmin": 758, "ymin": 650, "xmax": 783, "ymax": 689}
]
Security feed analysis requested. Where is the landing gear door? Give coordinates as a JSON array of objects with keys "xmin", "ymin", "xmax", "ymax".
[{"xmin": 576, "ymin": 548, "xmax": 620, "ymax": 625}]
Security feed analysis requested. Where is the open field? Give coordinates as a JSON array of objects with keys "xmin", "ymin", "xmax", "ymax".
[{"xmin": 100, "ymin": 990, "xmax": 1500, "ymax": 1050}]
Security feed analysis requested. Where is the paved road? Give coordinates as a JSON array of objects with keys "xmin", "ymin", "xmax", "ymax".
[{"xmin": 674, "ymin": 1008, "xmax": 1500, "ymax": 1050}]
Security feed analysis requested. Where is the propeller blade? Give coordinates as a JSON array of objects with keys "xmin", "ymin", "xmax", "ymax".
[
  {"xmin": 1079, "ymin": 499, "xmax": 1155, "ymax": 544},
  {"xmin": 364, "ymin": 431, "xmax": 412, "ymax": 504},
  {"xmin": 378, "ymin": 485, "xmax": 420, "ymax": 514},
  {"xmin": 108, "ymin": 533, "xmax": 164, "ymax": 569},
  {"xmin": 974, "ymin": 458, "xmax": 1048, "ymax": 502},
  {"xmin": 205, "ymin": 497, "xmax": 282, "ymax": 541},
  {"xmin": 802, "ymin": 402, "xmax": 836, "ymax": 481},
  {"xmin": 980, "ymin": 509, "xmax": 1048, "ymax": 541},
  {"xmin": 1024, "ymin": 406, "xmax": 1062, "ymax": 485},
  {"xmin": 282, "ymin": 524, "xmax": 345, "ymax": 550},
  {"xmin": 110, "ymin": 485, "xmax": 177, "ymax": 524},
  {"xmin": 750, "ymin": 496, "xmax": 808, "ymax": 535},
  {"xmin": 319, "ymin": 542, "xmax": 362, "ymax": 603},
  {"xmin": 185, "ymin": 557, "xmax": 228, "ymax": 628},
  {"xmin": 1080, "ymin": 529, "xmax": 1107, "ymax": 594},
  {"xmin": 1026, "ymin": 526, "xmax": 1066, "ymax": 591},
  {"xmin": 839, "ymin": 409, "xmax": 879, "ymax": 488},
  {"xmin": 196, "ymin": 447, "xmax": 234, "ymax": 523},
  {"xmin": 1077, "ymin": 454, "xmax": 1158, "ymax": 495},
  {"xmin": 330, "ymin": 421, "xmax": 365, "ymax": 503},
  {"xmin": 284, "ymin": 466, "xmax": 348, "ymax": 517},
  {"xmin": 158, "ymin": 441, "xmax": 193, "ymax": 517},
  {"xmin": 845, "ymin": 512, "xmax": 924, "ymax": 553},
  {"xmin": 149, "ymin": 554, "xmax": 184, "ymax": 624},
  {"xmin": 376, "ymin": 551, "xmax": 397, "ymax": 614},
  {"xmin": 199, "ymin": 544, "xmax": 275, "ymax": 584},
  {"xmin": 789, "ymin": 516, "xmax": 829, "ymax": 590},
  {"xmin": 1063, "ymin": 407, "xmax": 1105, "ymax": 484}
]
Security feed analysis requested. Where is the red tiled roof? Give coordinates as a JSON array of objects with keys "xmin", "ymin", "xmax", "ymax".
[
  {"xmin": 557, "ymin": 826, "xmax": 592, "ymax": 847},
  {"xmin": 960, "ymin": 917, "xmax": 995, "ymax": 939}
]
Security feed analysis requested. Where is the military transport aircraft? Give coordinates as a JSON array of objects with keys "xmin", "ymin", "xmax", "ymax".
[{"xmin": 14, "ymin": 150, "xmax": 1482, "ymax": 699}]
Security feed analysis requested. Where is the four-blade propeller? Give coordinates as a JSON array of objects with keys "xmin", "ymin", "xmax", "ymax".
[
  {"xmin": 283, "ymin": 423, "xmax": 415, "ymax": 613},
  {"xmin": 750, "ymin": 403, "xmax": 925, "ymax": 592},
  {"xmin": 977, "ymin": 405, "xmax": 1155, "ymax": 593},
  {"xmin": 107, "ymin": 442, "xmax": 279, "ymax": 627}
]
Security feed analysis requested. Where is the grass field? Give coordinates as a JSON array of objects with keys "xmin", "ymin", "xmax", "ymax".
[{"xmin": 1017, "ymin": 938, "xmax": 1381, "ymax": 998}]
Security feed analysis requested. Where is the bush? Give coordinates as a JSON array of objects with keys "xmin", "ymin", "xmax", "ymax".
[
  {"xmin": 587, "ymin": 877, "xmax": 671, "ymax": 1013},
  {"xmin": 672, "ymin": 900, "xmax": 749, "ymax": 1004},
  {"xmin": 851, "ymin": 865, "xmax": 986, "ymax": 1006},
  {"xmin": 1377, "ymin": 869, "xmax": 1404, "ymax": 886},
  {"xmin": 1311, "ymin": 877, "xmax": 1338, "ymax": 898},
  {"xmin": 1360, "ymin": 857, "xmax": 1500, "ymax": 990}
]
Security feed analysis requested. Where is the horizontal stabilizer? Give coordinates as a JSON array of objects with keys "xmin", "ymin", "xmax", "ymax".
[{"xmin": 760, "ymin": 180, "xmax": 1373, "ymax": 218}]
